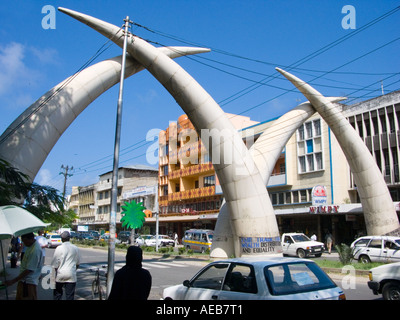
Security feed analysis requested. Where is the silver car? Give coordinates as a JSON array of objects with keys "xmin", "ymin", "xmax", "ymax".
[
  {"xmin": 351, "ymin": 236, "xmax": 400, "ymax": 263},
  {"xmin": 163, "ymin": 257, "xmax": 345, "ymax": 300}
]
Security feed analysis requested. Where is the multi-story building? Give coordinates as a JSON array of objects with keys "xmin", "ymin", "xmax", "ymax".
[
  {"xmin": 148, "ymin": 91, "xmax": 400, "ymax": 244},
  {"xmin": 69, "ymin": 165, "xmax": 158, "ymax": 232},
  {"xmin": 151, "ymin": 113, "xmax": 258, "ymax": 237}
]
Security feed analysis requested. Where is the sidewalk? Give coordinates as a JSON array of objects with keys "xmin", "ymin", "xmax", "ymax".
[{"xmin": 1, "ymin": 257, "xmax": 93, "ymax": 300}]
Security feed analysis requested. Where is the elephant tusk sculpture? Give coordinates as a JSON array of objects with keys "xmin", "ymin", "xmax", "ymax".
[
  {"xmin": 0, "ymin": 49, "xmax": 210, "ymax": 182},
  {"xmin": 59, "ymin": 7, "xmax": 283, "ymax": 257},
  {"xmin": 276, "ymin": 67, "xmax": 400, "ymax": 237},
  {"xmin": 211, "ymin": 97, "xmax": 347, "ymax": 258}
]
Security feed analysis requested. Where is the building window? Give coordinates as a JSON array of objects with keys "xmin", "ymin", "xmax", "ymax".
[
  {"xmin": 297, "ymin": 119, "xmax": 323, "ymax": 173},
  {"xmin": 204, "ymin": 175, "xmax": 216, "ymax": 187},
  {"xmin": 162, "ymin": 165, "xmax": 168, "ymax": 176},
  {"xmin": 269, "ymin": 188, "xmax": 312, "ymax": 206}
]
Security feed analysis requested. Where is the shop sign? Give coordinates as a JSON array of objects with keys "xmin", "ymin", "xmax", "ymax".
[
  {"xmin": 309, "ymin": 205, "xmax": 339, "ymax": 214},
  {"xmin": 181, "ymin": 208, "xmax": 195, "ymax": 214},
  {"xmin": 240, "ymin": 237, "xmax": 282, "ymax": 255},
  {"xmin": 311, "ymin": 185, "xmax": 327, "ymax": 206}
]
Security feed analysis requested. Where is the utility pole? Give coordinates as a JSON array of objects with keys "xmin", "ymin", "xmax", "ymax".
[
  {"xmin": 107, "ymin": 16, "xmax": 132, "ymax": 298},
  {"xmin": 59, "ymin": 165, "xmax": 73, "ymax": 198}
]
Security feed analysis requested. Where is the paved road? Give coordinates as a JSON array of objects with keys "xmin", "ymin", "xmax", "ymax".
[{"xmin": 1, "ymin": 247, "xmax": 379, "ymax": 300}]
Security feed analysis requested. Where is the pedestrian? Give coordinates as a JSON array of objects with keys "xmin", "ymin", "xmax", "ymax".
[
  {"xmin": 108, "ymin": 246, "xmax": 152, "ymax": 300},
  {"xmin": 325, "ymin": 231, "xmax": 333, "ymax": 254},
  {"xmin": 311, "ymin": 233, "xmax": 317, "ymax": 241},
  {"xmin": 35, "ymin": 230, "xmax": 47, "ymax": 267},
  {"xmin": 5, "ymin": 232, "xmax": 43, "ymax": 300},
  {"xmin": 51, "ymin": 231, "xmax": 80, "ymax": 300}
]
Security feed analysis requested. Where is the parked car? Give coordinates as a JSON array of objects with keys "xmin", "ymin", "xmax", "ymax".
[
  {"xmin": 281, "ymin": 233, "xmax": 325, "ymax": 258},
  {"xmin": 163, "ymin": 257, "xmax": 345, "ymax": 300},
  {"xmin": 135, "ymin": 235, "xmax": 153, "ymax": 246},
  {"xmin": 368, "ymin": 262, "xmax": 400, "ymax": 300},
  {"xmin": 351, "ymin": 235, "xmax": 400, "ymax": 263},
  {"xmin": 118, "ymin": 231, "xmax": 133, "ymax": 244},
  {"xmin": 99, "ymin": 233, "xmax": 121, "ymax": 243},
  {"xmin": 145, "ymin": 235, "xmax": 175, "ymax": 247},
  {"xmin": 46, "ymin": 234, "xmax": 62, "ymax": 248},
  {"xmin": 88, "ymin": 230, "xmax": 100, "ymax": 240}
]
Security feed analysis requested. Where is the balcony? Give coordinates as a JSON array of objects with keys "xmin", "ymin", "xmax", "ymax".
[
  {"xmin": 168, "ymin": 186, "xmax": 215, "ymax": 201},
  {"xmin": 267, "ymin": 173, "xmax": 286, "ymax": 187},
  {"xmin": 169, "ymin": 163, "xmax": 214, "ymax": 179}
]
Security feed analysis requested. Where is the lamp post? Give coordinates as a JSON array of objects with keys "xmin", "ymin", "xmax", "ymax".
[{"xmin": 107, "ymin": 16, "xmax": 132, "ymax": 297}]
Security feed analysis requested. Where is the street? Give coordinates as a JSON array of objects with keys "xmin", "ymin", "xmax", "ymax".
[
  {"xmin": 43, "ymin": 246, "xmax": 379, "ymax": 300},
  {"xmin": 1, "ymin": 246, "xmax": 380, "ymax": 301}
]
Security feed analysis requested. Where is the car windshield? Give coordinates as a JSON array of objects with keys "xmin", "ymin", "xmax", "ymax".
[
  {"xmin": 292, "ymin": 234, "xmax": 311, "ymax": 242},
  {"xmin": 51, "ymin": 235, "xmax": 61, "ymax": 239},
  {"xmin": 264, "ymin": 262, "xmax": 336, "ymax": 296},
  {"xmin": 394, "ymin": 239, "xmax": 400, "ymax": 246}
]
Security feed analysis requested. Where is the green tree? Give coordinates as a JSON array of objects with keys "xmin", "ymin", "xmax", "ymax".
[
  {"xmin": 0, "ymin": 158, "xmax": 77, "ymax": 228},
  {"xmin": 0, "ymin": 158, "xmax": 29, "ymax": 204}
]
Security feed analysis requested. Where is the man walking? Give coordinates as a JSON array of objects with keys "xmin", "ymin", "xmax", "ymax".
[
  {"xmin": 5, "ymin": 232, "xmax": 43, "ymax": 300},
  {"xmin": 51, "ymin": 231, "xmax": 80, "ymax": 300}
]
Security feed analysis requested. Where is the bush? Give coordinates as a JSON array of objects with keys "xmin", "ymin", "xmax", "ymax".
[
  {"xmin": 178, "ymin": 247, "xmax": 186, "ymax": 255},
  {"xmin": 143, "ymin": 246, "xmax": 155, "ymax": 252},
  {"xmin": 158, "ymin": 247, "xmax": 170, "ymax": 254},
  {"xmin": 335, "ymin": 243, "xmax": 353, "ymax": 265}
]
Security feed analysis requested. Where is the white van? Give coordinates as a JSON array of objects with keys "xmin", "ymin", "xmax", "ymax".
[
  {"xmin": 182, "ymin": 229, "xmax": 213, "ymax": 253},
  {"xmin": 351, "ymin": 236, "xmax": 400, "ymax": 263}
]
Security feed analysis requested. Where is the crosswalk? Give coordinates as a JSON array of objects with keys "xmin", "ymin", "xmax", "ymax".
[{"xmin": 79, "ymin": 260, "xmax": 189, "ymax": 272}]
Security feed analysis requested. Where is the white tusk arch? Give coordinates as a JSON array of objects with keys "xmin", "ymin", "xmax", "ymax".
[
  {"xmin": 276, "ymin": 67, "xmax": 400, "ymax": 236},
  {"xmin": 0, "ymin": 48, "xmax": 209, "ymax": 182},
  {"xmin": 59, "ymin": 7, "xmax": 283, "ymax": 257}
]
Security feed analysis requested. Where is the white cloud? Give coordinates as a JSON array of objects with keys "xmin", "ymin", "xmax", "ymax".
[
  {"xmin": 0, "ymin": 42, "xmax": 27, "ymax": 95},
  {"xmin": 36, "ymin": 168, "xmax": 53, "ymax": 186},
  {"xmin": 0, "ymin": 42, "xmax": 59, "ymax": 103},
  {"xmin": 136, "ymin": 89, "xmax": 158, "ymax": 104}
]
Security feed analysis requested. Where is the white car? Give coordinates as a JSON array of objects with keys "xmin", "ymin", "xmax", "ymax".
[
  {"xmin": 135, "ymin": 235, "xmax": 153, "ymax": 246},
  {"xmin": 163, "ymin": 257, "xmax": 345, "ymax": 300},
  {"xmin": 368, "ymin": 262, "xmax": 400, "ymax": 300},
  {"xmin": 145, "ymin": 235, "xmax": 174, "ymax": 247},
  {"xmin": 351, "ymin": 235, "xmax": 400, "ymax": 263},
  {"xmin": 281, "ymin": 233, "xmax": 325, "ymax": 258},
  {"xmin": 46, "ymin": 234, "xmax": 62, "ymax": 248}
]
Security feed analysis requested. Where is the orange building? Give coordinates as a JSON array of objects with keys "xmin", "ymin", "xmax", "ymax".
[{"xmin": 155, "ymin": 113, "xmax": 258, "ymax": 238}]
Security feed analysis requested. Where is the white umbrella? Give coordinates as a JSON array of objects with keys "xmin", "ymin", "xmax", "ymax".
[
  {"xmin": 0, "ymin": 205, "xmax": 50, "ymax": 240},
  {"xmin": 0, "ymin": 205, "xmax": 50, "ymax": 299}
]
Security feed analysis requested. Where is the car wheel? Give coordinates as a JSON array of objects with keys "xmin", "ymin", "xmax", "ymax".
[
  {"xmin": 382, "ymin": 282, "xmax": 400, "ymax": 300},
  {"xmin": 359, "ymin": 255, "xmax": 371, "ymax": 263},
  {"xmin": 297, "ymin": 249, "xmax": 306, "ymax": 258}
]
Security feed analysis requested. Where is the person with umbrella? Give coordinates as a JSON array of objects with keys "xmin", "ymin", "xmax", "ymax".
[{"xmin": 4, "ymin": 232, "xmax": 43, "ymax": 300}]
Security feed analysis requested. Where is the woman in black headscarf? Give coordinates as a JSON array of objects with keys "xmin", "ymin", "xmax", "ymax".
[{"xmin": 108, "ymin": 246, "xmax": 152, "ymax": 300}]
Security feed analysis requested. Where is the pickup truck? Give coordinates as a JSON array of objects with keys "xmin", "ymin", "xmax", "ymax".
[
  {"xmin": 281, "ymin": 233, "xmax": 325, "ymax": 258},
  {"xmin": 368, "ymin": 262, "xmax": 400, "ymax": 300}
]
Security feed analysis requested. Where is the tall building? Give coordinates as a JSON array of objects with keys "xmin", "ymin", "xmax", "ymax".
[{"xmin": 152, "ymin": 113, "xmax": 258, "ymax": 236}]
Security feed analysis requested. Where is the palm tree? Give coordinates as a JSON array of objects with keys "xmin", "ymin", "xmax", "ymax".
[{"xmin": 0, "ymin": 158, "xmax": 76, "ymax": 229}]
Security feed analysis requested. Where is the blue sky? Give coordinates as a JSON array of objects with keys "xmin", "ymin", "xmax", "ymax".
[{"xmin": 0, "ymin": 0, "xmax": 399, "ymax": 195}]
